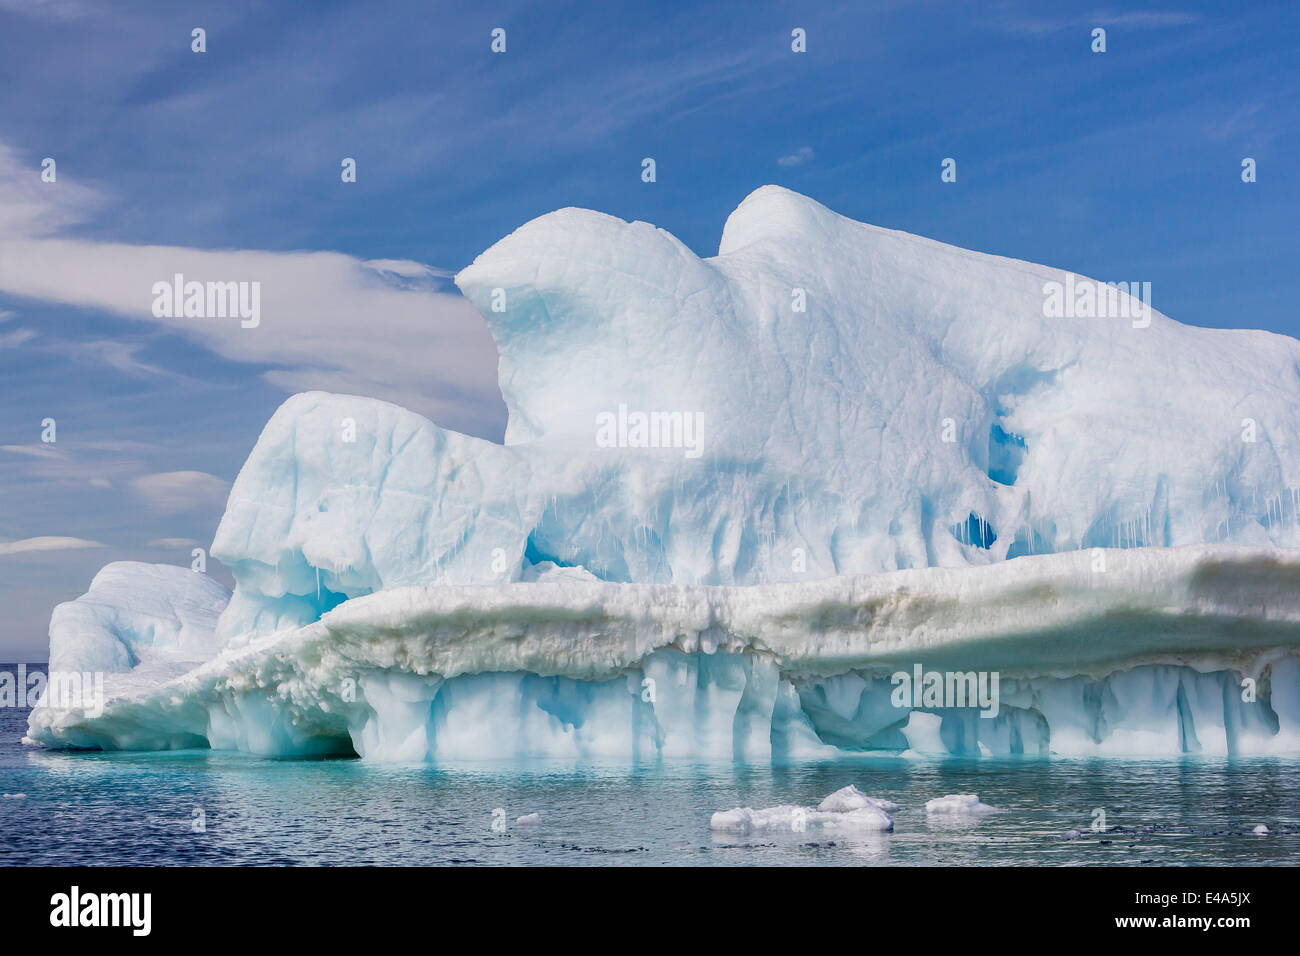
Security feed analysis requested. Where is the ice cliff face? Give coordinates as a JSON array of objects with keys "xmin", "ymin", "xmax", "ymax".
[{"xmin": 26, "ymin": 186, "xmax": 1300, "ymax": 760}]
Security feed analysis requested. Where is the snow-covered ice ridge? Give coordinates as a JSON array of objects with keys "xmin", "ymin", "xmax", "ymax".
[{"xmin": 26, "ymin": 186, "xmax": 1300, "ymax": 760}]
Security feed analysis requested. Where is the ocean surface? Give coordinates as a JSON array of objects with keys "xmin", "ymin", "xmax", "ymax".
[{"xmin": 2, "ymin": 664, "xmax": 1297, "ymax": 867}]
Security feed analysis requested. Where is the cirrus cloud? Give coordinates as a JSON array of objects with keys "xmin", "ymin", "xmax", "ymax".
[
  {"xmin": 0, "ymin": 535, "xmax": 106, "ymax": 557},
  {"xmin": 128, "ymin": 470, "xmax": 230, "ymax": 515},
  {"xmin": 0, "ymin": 142, "xmax": 505, "ymax": 439}
]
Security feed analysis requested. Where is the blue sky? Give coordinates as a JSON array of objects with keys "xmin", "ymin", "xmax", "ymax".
[{"xmin": 0, "ymin": 0, "xmax": 1297, "ymax": 657}]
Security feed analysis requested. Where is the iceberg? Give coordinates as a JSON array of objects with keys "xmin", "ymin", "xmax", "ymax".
[
  {"xmin": 925, "ymin": 794, "xmax": 999, "ymax": 815},
  {"xmin": 25, "ymin": 186, "xmax": 1300, "ymax": 762},
  {"xmin": 817, "ymin": 785, "xmax": 899, "ymax": 814},
  {"xmin": 712, "ymin": 785, "xmax": 896, "ymax": 834}
]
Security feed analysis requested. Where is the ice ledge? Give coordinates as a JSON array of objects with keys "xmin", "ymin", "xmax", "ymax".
[
  {"xmin": 24, "ymin": 545, "xmax": 1300, "ymax": 759},
  {"xmin": 264, "ymin": 543, "xmax": 1300, "ymax": 681}
]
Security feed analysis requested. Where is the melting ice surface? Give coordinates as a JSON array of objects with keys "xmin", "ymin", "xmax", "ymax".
[{"xmin": 24, "ymin": 186, "xmax": 1300, "ymax": 762}]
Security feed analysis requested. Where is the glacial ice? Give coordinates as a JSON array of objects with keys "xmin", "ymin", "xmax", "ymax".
[
  {"xmin": 711, "ymin": 786, "xmax": 896, "ymax": 834},
  {"xmin": 26, "ymin": 546, "xmax": 1300, "ymax": 759},
  {"xmin": 817, "ymin": 785, "xmax": 899, "ymax": 814},
  {"xmin": 925, "ymin": 794, "xmax": 998, "ymax": 815},
  {"xmin": 205, "ymin": 186, "xmax": 1300, "ymax": 644},
  {"xmin": 24, "ymin": 186, "xmax": 1300, "ymax": 762},
  {"xmin": 46, "ymin": 562, "xmax": 229, "ymax": 675}
]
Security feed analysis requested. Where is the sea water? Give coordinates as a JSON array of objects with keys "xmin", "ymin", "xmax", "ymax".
[{"xmin": 2, "ymin": 664, "xmax": 1296, "ymax": 867}]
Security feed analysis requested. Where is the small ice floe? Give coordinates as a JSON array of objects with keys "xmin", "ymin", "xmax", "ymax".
[
  {"xmin": 1252, "ymin": 824, "xmax": 1269, "ymax": 835},
  {"xmin": 925, "ymin": 794, "xmax": 999, "ymax": 815},
  {"xmin": 711, "ymin": 785, "xmax": 895, "ymax": 835},
  {"xmin": 1062, "ymin": 829, "xmax": 1083, "ymax": 841},
  {"xmin": 2, "ymin": 793, "xmax": 26, "ymax": 799},
  {"xmin": 515, "ymin": 813, "xmax": 542, "ymax": 826},
  {"xmin": 817, "ymin": 785, "xmax": 899, "ymax": 814}
]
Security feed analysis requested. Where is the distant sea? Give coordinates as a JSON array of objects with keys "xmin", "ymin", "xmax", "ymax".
[{"xmin": 2, "ymin": 663, "xmax": 1297, "ymax": 866}]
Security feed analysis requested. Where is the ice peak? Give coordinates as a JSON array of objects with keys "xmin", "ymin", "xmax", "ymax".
[{"xmin": 718, "ymin": 184, "xmax": 846, "ymax": 256}]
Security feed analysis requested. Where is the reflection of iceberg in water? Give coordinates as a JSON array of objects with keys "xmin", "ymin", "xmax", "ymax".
[{"xmin": 25, "ymin": 187, "xmax": 1300, "ymax": 762}]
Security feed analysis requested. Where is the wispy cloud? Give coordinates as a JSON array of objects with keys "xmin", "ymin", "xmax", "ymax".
[
  {"xmin": 0, "ymin": 327, "xmax": 36, "ymax": 348},
  {"xmin": 1, "ymin": 441, "xmax": 152, "ymax": 489},
  {"xmin": 0, "ymin": 536, "xmax": 105, "ymax": 557},
  {"xmin": 995, "ymin": 6, "xmax": 1202, "ymax": 35},
  {"xmin": 62, "ymin": 339, "xmax": 177, "ymax": 378},
  {"xmin": 0, "ymin": 0, "xmax": 92, "ymax": 21},
  {"xmin": 0, "ymin": 143, "xmax": 504, "ymax": 436},
  {"xmin": 777, "ymin": 147, "xmax": 815, "ymax": 167},
  {"xmin": 0, "ymin": 444, "xmax": 63, "ymax": 460},
  {"xmin": 145, "ymin": 537, "xmax": 201, "ymax": 549},
  {"xmin": 1100, "ymin": 11, "xmax": 1203, "ymax": 28},
  {"xmin": 128, "ymin": 471, "xmax": 229, "ymax": 515},
  {"xmin": 1206, "ymin": 102, "xmax": 1267, "ymax": 142},
  {"xmin": 0, "ymin": 143, "xmax": 102, "ymax": 237}
]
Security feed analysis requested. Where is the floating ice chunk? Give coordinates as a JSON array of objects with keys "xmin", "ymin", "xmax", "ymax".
[
  {"xmin": 1063, "ymin": 829, "xmax": 1083, "ymax": 840},
  {"xmin": 1252, "ymin": 824, "xmax": 1269, "ymax": 835},
  {"xmin": 712, "ymin": 787, "xmax": 896, "ymax": 834},
  {"xmin": 709, "ymin": 805, "xmax": 805, "ymax": 834},
  {"xmin": 2, "ymin": 793, "xmax": 26, "ymax": 799},
  {"xmin": 925, "ymin": 794, "xmax": 999, "ymax": 814},
  {"xmin": 515, "ymin": 813, "xmax": 542, "ymax": 826},
  {"xmin": 817, "ymin": 785, "xmax": 899, "ymax": 814},
  {"xmin": 830, "ymin": 807, "xmax": 896, "ymax": 831}
]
